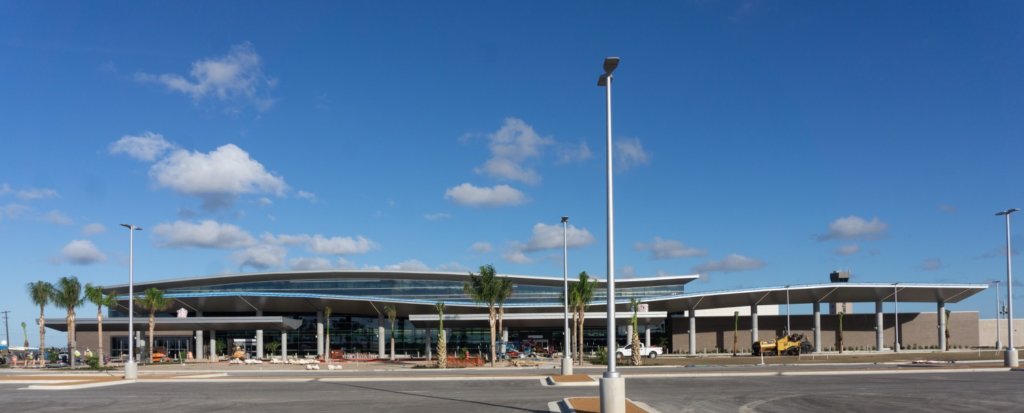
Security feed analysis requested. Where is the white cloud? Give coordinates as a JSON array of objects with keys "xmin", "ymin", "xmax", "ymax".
[
  {"xmin": 503, "ymin": 249, "xmax": 532, "ymax": 264},
  {"xmin": 82, "ymin": 223, "xmax": 106, "ymax": 236},
  {"xmin": 296, "ymin": 190, "xmax": 317, "ymax": 203},
  {"xmin": 836, "ymin": 244, "xmax": 860, "ymax": 256},
  {"xmin": 818, "ymin": 216, "xmax": 888, "ymax": 241},
  {"xmin": 232, "ymin": 244, "xmax": 286, "ymax": 270},
  {"xmin": 307, "ymin": 235, "xmax": 377, "ymax": 255},
  {"xmin": 471, "ymin": 242, "xmax": 493, "ymax": 253},
  {"xmin": 920, "ymin": 258, "xmax": 942, "ymax": 271},
  {"xmin": 135, "ymin": 42, "xmax": 275, "ymax": 111},
  {"xmin": 635, "ymin": 237, "xmax": 707, "ymax": 259},
  {"xmin": 524, "ymin": 222, "xmax": 594, "ymax": 252},
  {"xmin": 16, "ymin": 188, "xmax": 60, "ymax": 200},
  {"xmin": 473, "ymin": 118, "xmax": 553, "ymax": 184},
  {"xmin": 289, "ymin": 257, "xmax": 335, "ymax": 271},
  {"xmin": 109, "ymin": 132, "xmax": 175, "ymax": 161},
  {"xmin": 0, "ymin": 184, "xmax": 8, "ymax": 196},
  {"xmin": 615, "ymin": 137, "xmax": 651, "ymax": 171},
  {"xmin": 384, "ymin": 259, "xmax": 431, "ymax": 272},
  {"xmin": 557, "ymin": 141, "xmax": 592, "ymax": 164},
  {"xmin": 258, "ymin": 197, "xmax": 273, "ymax": 206},
  {"xmin": 620, "ymin": 265, "xmax": 637, "ymax": 278},
  {"xmin": 0, "ymin": 203, "xmax": 30, "ymax": 220},
  {"xmin": 151, "ymin": 144, "xmax": 287, "ymax": 209},
  {"xmin": 60, "ymin": 240, "xmax": 107, "ymax": 265},
  {"xmin": 692, "ymin": 254, "xmax": 765, "ymax": 274},
  {"xmin": 152, "ymin": 220, "xmax": 256, "ymax": 249},
  {"xmin": 45, "ymin": 210, "xmax": 73, "ymax": 225},
  {"xmin": 437, "ymin": 262, "xmax": 469, "ymax": 272},
  {"xmin": 444, "ymin": 183, "xmax": 526, "ymax": 207},
  {"xmin": 424, "ymin": 212, "xmax": 452, "ymax": 221}
]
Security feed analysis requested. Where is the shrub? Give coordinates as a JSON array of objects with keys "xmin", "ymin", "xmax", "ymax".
[
  {"xmin": 590, "ymin": 346, "xmax": 608, "ymax": 365},
  {"xmin": 85, "ymin": 356, "xmax": 100, "ymax": 369}
]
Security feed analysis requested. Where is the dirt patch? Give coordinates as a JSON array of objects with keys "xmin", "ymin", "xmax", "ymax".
[
  {"xmin": 549, "ymin": 374, "xmax": 594, "ymax": 383},
  {"xmin": 566, "ymin": 397, "xmax": 649, "ymax": 413}
]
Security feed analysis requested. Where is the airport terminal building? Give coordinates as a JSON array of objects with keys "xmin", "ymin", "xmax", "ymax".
[{"xmin": 48, "ymin": 270, "xmax": 989, "ymax": 360}]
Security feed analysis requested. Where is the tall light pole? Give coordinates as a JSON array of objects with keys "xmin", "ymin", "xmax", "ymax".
[
  {"xmin": 785, "ymin": 286, "xmax": 791, "ymax": 335},
  {"xmin": 894, "ymin": 283, "xmax": 900, "ymax": 352},
  {"xmin": 996, "ymin": 208, "xmax": 1019, "ymax": 367},
  {"xmin": 561, "ymin": 216, "xmax": 572, "ymax": 375},
  {"xmin": 121, "ymin": 223, "xmax": 142, "ymax": 379},
  {"xmin": 994, "ymin": 281, "xmax": 1002, "ymax": 350},
  {"xmin": 597, "ymin": 56, "xmax": 625, "ymax": 413}
]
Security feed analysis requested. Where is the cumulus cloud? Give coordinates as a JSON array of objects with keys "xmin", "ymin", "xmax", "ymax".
[
  {"xmin": 45, "ymin": 210, "xmax": 73, "ymax": 225},
  {"xmin": 473, "ymin": 118, "xmax": 553, "ymax": 184},
  {"xmin": 471, "ymin": 242, "xmax": 493, "ymax": 253},
  {"xmin": 557, "ymin": 141, "xmax": 592, "ymax": 164},
  {"xmin": 1, "ymin": 184, "xmax": 59, "ymax": 201},
  {"xmin": 289, "ymin": 257, "xmax": 334, "ymax": 271},
  {"xmin": 384, "ymin": 259, "xmax": 431, "ymax": 271},
  {"xmin": 444, "ymin": 183, "xmax": 526, "ymax": 207},
  {"xmin": 307, "ymin": 235, "xmax": 377, "ymax": 255},
  {"xmin": 620, "ymin": 265, "xmax": 637, "ymax": 278},
  {"xmin": 635, "ymin": 237, "xmax": 707, "ymax": 260},
  {"xmin": 151, "ymin": 144, "xmax": 287, "ymax": 209},
  {"xmin": 60, "ymin": 240, "xmax": 107, "ymax": 265},
  {"xmin": 817, "ymin": 216, "xmax": 888, "ymax": 241},
  {"xmin": 0, "ymin": 203, "xmax": 30, "ymax": 220},
  {"xmin": 939, "ymin": 204, "xmax": 957, "ymax": 214},
  {"xmin": 424, "ymin": 212, "xmax": 452, "ymax": 221},
  {"xmin": 615, "ymin": 137, "xmax": 650, "ymax": 171},
  {"xmin": 81, "ymin": 223, "xmax": 106, "ymax": 236},
  {"xmin": 437, "ymin": 262, "xmax": 469, "ymax": 272},
  {"xmin": 232, "ymin": 244, "xmax": 286, "ymax": 270},
  {"xmin": 503, "ymin": 249, "xmax": 532, "ymax": 264},
  {"xmin": 523, "ymin": 222, "xmax": 595, "ymax": 252},
  {"xmin": 135, "ymin": 42, "xmax": 275, "ymax": 111},
  {"xmin": 836, "ymin": 244, "xmax": 860, "ymax": 256},
  {"xmin": 296, "ymin": 190, "xmax": 317, "ymax": 203},
  {"xmin": 152, "ymin": 220, "xmax": 256, "ymax": 249},
  {"xmin": 109, "ymin": 132, "xmax": 175, "ymax": 161},
  {"xmin": 692, "ymin": 254, "xmax": 765, "ymax": 274},
  {"xmin": 976, "ymin": 246, "xmax": 1020, "ymax": 259},
  {"xmin": 920, "ymin": 258, "xmax": 943, "ymax": 271}
]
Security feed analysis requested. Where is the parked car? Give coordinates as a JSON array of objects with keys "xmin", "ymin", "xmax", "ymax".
[{"xmin": 615, "ymin": 343, "xmax": 663, "ymax": 359}]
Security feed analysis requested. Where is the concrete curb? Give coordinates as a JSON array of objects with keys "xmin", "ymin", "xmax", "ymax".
[
  {"xmin": 24, "ymin": 380, "xmax": 134, "ymax": 391},
  {"xmin": 542, "ymin": 376, "xmax": 599, "ymax": 387},
  {"xmin": 556, "ymin": 397, "xmax": 662, "ymax": 413}
]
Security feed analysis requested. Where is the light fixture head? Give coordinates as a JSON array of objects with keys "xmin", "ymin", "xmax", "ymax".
[
  {"xmin": 561, "ymin": 216, "xmax": 569, "ymax": 223},
  {"xmin": 603, "ymin": 57, "xmax": 620, "ymax": 74}
]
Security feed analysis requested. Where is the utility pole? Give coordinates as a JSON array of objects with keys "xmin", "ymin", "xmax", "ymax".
[{"xmin": 2, "ymin": 310, "xmax": 10, "ymax": 363}]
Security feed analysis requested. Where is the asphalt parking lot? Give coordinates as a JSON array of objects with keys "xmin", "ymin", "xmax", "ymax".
[{"xmin": 0, "ymin": 370, "xmax": 1021, "ymax": 412}]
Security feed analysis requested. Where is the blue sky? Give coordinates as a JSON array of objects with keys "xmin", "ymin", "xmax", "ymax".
[{"xmin": 2, "ymin": 2, "xmax": 1022, "ymax": 347}]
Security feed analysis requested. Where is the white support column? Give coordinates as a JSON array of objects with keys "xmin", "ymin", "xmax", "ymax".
[
  {"xmin": 813, "ymin": 301, "xmax": 821, "ymax": 353},
  {"xmin": 876, "ymin": 301, "xmax": 884, "ymax": 351},
  {"xmin": 316, "ymin": 310, "xmax": 325, "ymax": 357},
  {"xmin": 378, "ymin": 314, "xmax": 386, "ymax": 359},
  {"xmin": 501, "ymin": 328, "xmax": 508, "ymax": 354},
  {"xmin": 626, "ymin": 324, "xmax": 633, "ymax": 345},
  {"xmin": 256, "ymin": 310, "xmax": 264, "ymax": 360},
  {"xmin": 195, "ymin": 330, "xmax": 204, "ymax": 361},
  {"xmin": 281, "ymin": 332, "xmax": 288, "ymax": 358},
  {"xmin": 426, "ymin": 328, "xmax": 432, "ymax": 360},
  {"xmin": 938, "ymin": 301, "xmax": 947, "ymax": 351},
  {"xmin": 645, "ymin": 324, "xmax": 651, "ymax": 348},
  {"xmin": 688, "ymin": 310, "xmax": 697, "ymax": 356},
  {"xmin": 209, "ymin": 330, "xmax": 216, "ymax": 361},
  {"xmin": 750, "ymin": 304, "xmax": 759, "ymax": 343}
]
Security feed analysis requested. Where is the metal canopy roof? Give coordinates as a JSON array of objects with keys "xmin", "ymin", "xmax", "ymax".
[
  {"xmin": 101, "ymin": 270, "xmax": 698, "ymax": 293},
  {"xmin": 43, "ymin": 316, "xmax": 303, "ymax": 332},
  {"xmin": 644, "ymin": 283, "xmax": 987, "ymax": 313},
  {"xmin": 408, "ymin": 311, "xmax": 667, "ymax": 328}
]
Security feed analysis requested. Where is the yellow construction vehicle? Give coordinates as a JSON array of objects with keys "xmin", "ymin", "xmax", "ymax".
[{"xmin": 752, "ymin": 333, "xmax": 809, "ymax": 356}]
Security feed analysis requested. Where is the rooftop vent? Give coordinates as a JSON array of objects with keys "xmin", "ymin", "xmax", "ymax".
[{"xmin": 830, "ymin": 271, "xmax": 851, "ymax": 283}]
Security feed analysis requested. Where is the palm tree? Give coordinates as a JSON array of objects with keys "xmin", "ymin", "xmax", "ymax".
[
  {"xmin": 383, "ymin": 305, "xmax": 397, "ymax": 361},
  {"xmin": 137, "ymin": 288, "xmax": 172, "ymax": 364},
  {"xmin": 435, "ymin": 302, "xmax": 447, "ymax": 369},
  {"xmin": 629, "ymin": 298, "xmax": 642, "ymax": 366},
  {"xmin": 265, "ymin": 341, "xmax": 280, "ymax": 357},
  {"xmin": 464, "ymin": 264, "xmax": 502, "ymax": 366},
  {"xmin": 495, "ymin": 277, "xmax": 513, "ymax": 353},
  {"xmin": 569, "ymin": 271, "xmax": 596, "ymax": 366},
  {"xmin": 21, "ymin": 322, "xmax": 29, "ymax": 348},
  {"xmin": 27, "ymin": 281, "xmax": 53, "ymax": 366},
  {"xmin": 50, "ymin": 276, "xmax": 84, "ymax": 368},
  {"xmin": 84, "ymin": 283, "xmax": 118, "ymax": 366},
  {"xmin": 324, "ymin": 306, "xmax": 332, "ymax": 362}
]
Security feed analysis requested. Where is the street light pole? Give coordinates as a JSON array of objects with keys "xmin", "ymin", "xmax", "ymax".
[
  {"xmin": 995, "ymin": 280, "xmax": 1002, "ymax": 350},
  {"xmin": 561, "ymin": 216, "xmax": 572, "ymax": 375},
  {"xmin": 996, "ymin": 208, "xmax": 1019, "ymax": 367},
  {"xmin": 121, "ymin": 223, "xmax": 142, "ymax": 379},
  {"xmin": 785, "ymin": 286, "xmax": 791, "ymax": 335},
  {"xmin": 597, "ymin": 56, "xmax": 625, "ymax": 413}
]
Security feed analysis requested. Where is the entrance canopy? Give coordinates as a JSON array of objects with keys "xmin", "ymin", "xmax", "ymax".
[
  {"xmin": 44, "ymin": 316, "xmax": 303, "ymax": 332},
  {"xmin": 408, "ymin": 311, "xmax": 668, "ymax": 329}
]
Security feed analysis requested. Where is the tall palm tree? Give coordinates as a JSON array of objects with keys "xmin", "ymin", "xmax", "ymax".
[
  {"xmin": 21, "ymin": 322, "xmax": 29, "ymax": 348},
  {"xmin": 383, "ymin": 305, "xmax": 397, "ymax": 361},
  {"xmin": 27, "ymin": 281, "xmax": 52, "ymax": 366},
  {"xmin": 630, "ymin": 298, "xmax": 642, "ymax": 366},
  {"xmin": 495, "ymin": 277, "xmax": 513, "ymax": 351},
  {"xmin": 324, "ymin": 306, "xmax": 332, "ymax": 362},
  {"xmin": 464, "ymin": 264, "xmax": 502, "ymax": 366},
  {"xmin": 84, "ymin": 284, "xmax": 118, "ymax": 366},
  {"xmin": 569, "ymin": 271, "xmax": 596, "ymax": 366},
  {"xmin": 26, "ymin": 282, "xmax": 52, "ymax": 366},
  {"xmin": 137, "ymin": 288, "xmax": 172, "ymax": 363},
  {"xmin": 50, "ymin": 276, "xmax": 83, "ymax": 368},
  {"xmin": 435, "ymin": 302, "xmax": 446, "ymax": 369}
]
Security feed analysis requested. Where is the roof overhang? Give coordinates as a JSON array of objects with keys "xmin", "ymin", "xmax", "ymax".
[
  {"xmin": 43, "ymin": 316, "xmax": 303, "ymax": 332},
  {"xmin": 408, "ymin": 311, "xmax": 668, "ymax": 328}
]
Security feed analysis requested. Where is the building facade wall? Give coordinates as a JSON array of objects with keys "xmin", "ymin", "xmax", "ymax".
[
  {"xmin": 978, "ymin": 319, "xmax": 1024, "ymax": 348},
  {"xmin": 670, "ymin": 311, "xmax": 979, "ymax": 354}
]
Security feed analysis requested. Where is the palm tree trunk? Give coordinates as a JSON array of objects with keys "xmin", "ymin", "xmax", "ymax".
[
  {"xmin": 67, "ymin": 311, "xmax": 76, "ymax": 368},
  {"xmin": 38, "ymin": 305, "xmax": 46, "ymax": 366},
  {"xmin": 148, "ymin": 312, "xmax": 156, "ymax": 364},
  {"xmin": 498, "ymin": 305, "xmax": 504, "ymax": 343},
  {"xmin": 488, "ymin": 307, "xmax": 496, "ymax": 367},
  {"xmin": 578, "ymin": 309, "xmax": 586, "ymax": 366},
  {"xmin": 571, "ymin": 310, "xmax": 578, "ymax": 365},
  {"xmin": 96, "ymin": 306, "xmax": 105, "ymax": 367}
]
